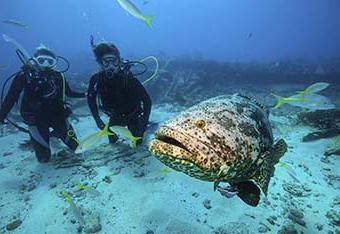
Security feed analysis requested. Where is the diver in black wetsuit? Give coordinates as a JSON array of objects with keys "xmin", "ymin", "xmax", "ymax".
[
  {"xmin": 87, "ymin": 42, "xmax": 151, "ymax": 146},
  {"xmin": 0, "ymin": 45, "xmax": 86, "ymax": 163}
]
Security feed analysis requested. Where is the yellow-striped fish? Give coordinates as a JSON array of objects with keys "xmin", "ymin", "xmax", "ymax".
[
  {"xmin": 116, "ymin": 0, "xmax": 153, "ymax": 29},
  {"xmin": 76, "ymin": 183, "xmax": 102, "ymax": 197},
  {"xmin": 296, "ymin": 82, "xmax": 329, "ymax": 96},
  {"xmin": 75, "ymin": 123, "xmax": 142, "ymax": 153},
  {"xmin": 75, "ymin": 122, "xmax": 114, "ymax": 154},
  {"xmin": 157, "ymin": 167, "xmax": 172, "ymax": 175},
  {"xmin": 61, "ymin": 191, "xmax": 84, "ymax": 226},
  {"xmin": 272, "ymin": 82, "xmax": 331, "ymax": 109},
  {"xmin": 110, "ymin": 126, "xmax": 142, "ymax": 148}
]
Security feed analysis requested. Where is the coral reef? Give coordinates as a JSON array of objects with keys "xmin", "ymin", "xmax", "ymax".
[
  {"xmin": 302, "ymin": 128, "xmax": 340, "ymax": 142},
  {"xmin": 298, "ymin": 109, "xmax": 340, "ymax": 156},
  {"xmin": 144, "ymin": 58, "xmax": 340, "ymax": 107},
  {"xmin": 298, "ymin": 109, "xmax": 340, "ymax": 129}
]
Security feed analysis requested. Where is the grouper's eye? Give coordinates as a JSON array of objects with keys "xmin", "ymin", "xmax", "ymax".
[{"xmin": 195, "ymin": 119, "xmax": 206, "ymax": 129}]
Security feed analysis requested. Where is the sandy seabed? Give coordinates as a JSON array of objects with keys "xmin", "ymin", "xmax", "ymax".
[{"xmin": 0, "ymin": 104, "xmax": 339, "ymax": 234}]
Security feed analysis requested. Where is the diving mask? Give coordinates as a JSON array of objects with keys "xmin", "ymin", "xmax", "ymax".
[
  {"xmin": 101, "ymin": 54, "xmax": 121, "ymax": 77},
  {"xmin": 102, "ymin": 54, "xmax": 120, "ymax": 67},
  {"xmin": 34, "ymin": 55, "xmax": 57, "ymax": 68}
]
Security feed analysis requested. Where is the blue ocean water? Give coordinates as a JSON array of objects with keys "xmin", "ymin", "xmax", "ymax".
[{"xmin": 0, "ymin": 0, "xmax": 339, "ymax": 233}]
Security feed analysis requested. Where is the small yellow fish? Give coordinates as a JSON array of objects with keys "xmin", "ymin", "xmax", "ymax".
[
  {"xmin": 76, "ymin": 183, "xmax": 102, "ymax": 197},
  {"xmin": 110, "ymin": 126, "xmax": 142, "ymax": 148},
  {"xmin": 278, "ymin": 161, "xmax": 289, "ymax": 169},
  {"xmin": 158, "ymin": 167, "xmax": 171, "ymax": 175},
  {"xmin": 272, "ymin": 82, "xmax": 332, "ymax": 109},
  {"xmin": 272, "ymin": 93, "xmax": 334, "ymax": 110},
  {"xmin": 76, "ymin": 183, "xmax": 93, "ymax": 191},
  {"xmin": 296, "ymin": 82, "xmax": 329, "ymax": 96},
  {"xmin": 61, "ymin": 191, "xmax": 73, "ymax": 204},
  {"xmin": 277, "ymin": 161, "xmax": 300, "ymax": 182},
  {"xmin": 116, "ymin": 0, "xmax": 153, "ymax": 29},
  {"xmin": 75, "ymin": 122, "xmax": 115, "ymax": 154},
  {"xmin": 271, "ymin": 94, "xmax": 304, "ymax": 108},
  {"xmin": 61, "ymin": 191, "xmax": 85, "ymax": 225}
]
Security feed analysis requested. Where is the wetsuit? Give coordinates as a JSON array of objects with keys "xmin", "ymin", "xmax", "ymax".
[
  {"xmin": 0, "ymin": 67, "xmax": 85, "ymax": 162},
  {"xmin": 87, "ymin": 70, "xmax": 151, "ymax": 145}
]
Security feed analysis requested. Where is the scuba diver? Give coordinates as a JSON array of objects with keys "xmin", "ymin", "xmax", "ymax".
[
  {"xmin": 87, "ymin": 42, "xmax": 152, "ymax": 146},
  {"xmin": 0, "ymin": 45, "xmax": 86, "ymax": 163}
]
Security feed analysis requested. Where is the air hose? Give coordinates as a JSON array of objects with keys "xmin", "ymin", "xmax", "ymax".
[{"xmin": 139, "ymin": 56, "xmax": 159, "ymax": 85}]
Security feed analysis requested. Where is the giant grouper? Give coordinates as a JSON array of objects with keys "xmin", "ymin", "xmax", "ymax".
[{"xmin": 149, "ymin": 94, "xmax": 287, "ymax": 207}]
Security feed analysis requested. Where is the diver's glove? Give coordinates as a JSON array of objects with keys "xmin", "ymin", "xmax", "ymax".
[{"xmin": 95, "ymin": 118, "xmax": 105, "ymax": 130}]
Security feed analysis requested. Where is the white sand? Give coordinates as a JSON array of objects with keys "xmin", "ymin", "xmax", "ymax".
[{"xmin": 0, "ymin": 105, "xmax": 339, "ymax": 234}]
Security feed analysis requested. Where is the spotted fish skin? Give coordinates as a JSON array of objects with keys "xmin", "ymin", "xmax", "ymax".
[{"xmin": 149, "ymin": 94, "xmax": 284, "ymax": 190}]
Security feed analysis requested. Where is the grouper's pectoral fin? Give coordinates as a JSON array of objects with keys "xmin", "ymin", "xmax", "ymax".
[
  {"xmin": 230, "ymin": 139, "xmax": 287, "ymax": 207},
  {"xmin": 252, "ymin": 139, "xmax": 288, "ymax": 195},
  {"xmin": 231, "ymin": 181, "xmax": 261, "ymax": 207}
]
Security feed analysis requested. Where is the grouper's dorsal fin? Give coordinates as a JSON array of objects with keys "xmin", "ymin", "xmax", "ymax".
[
  {"xmin": 251, "ymin": 139, "xmax": 288, "ymax": 195},
  {"xmin": 236, "ymin": 93, "xmax": 267, "ymax": 111}
]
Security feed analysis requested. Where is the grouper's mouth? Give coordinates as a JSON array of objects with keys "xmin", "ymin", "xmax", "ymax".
[
  {"xmin": 149, "ymin": 126, "xmax": 193, "ymax": 162},
  {"xmin": 155, "ymin": 135, "xmax": 191, "ymax": 153},
  {"xmin": 148, "ymin": 126, "xmax": 218, "ymax": 182}
]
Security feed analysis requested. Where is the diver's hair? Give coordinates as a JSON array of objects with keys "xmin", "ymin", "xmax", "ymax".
[
  {"xmin": 33, "ymin": 44, "xmax": 56, "ymax": 59},
  {"xmin": 93, "ymin": 43, "xmax": 120, "ymax": 64}
]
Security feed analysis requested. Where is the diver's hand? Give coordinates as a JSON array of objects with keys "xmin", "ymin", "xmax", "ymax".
[{"xmin": 95, "ymin": 118, "xmax": 105, "ymax": 130}]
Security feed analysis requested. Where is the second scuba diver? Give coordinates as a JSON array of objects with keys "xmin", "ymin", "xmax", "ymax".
[
  {"xmin": 87, "ymin": 42, "xmax": 152, "ymax": 146},
  {"xmin": 0, "ymin": 45, "xmax": 86, "ymax": 163}
]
